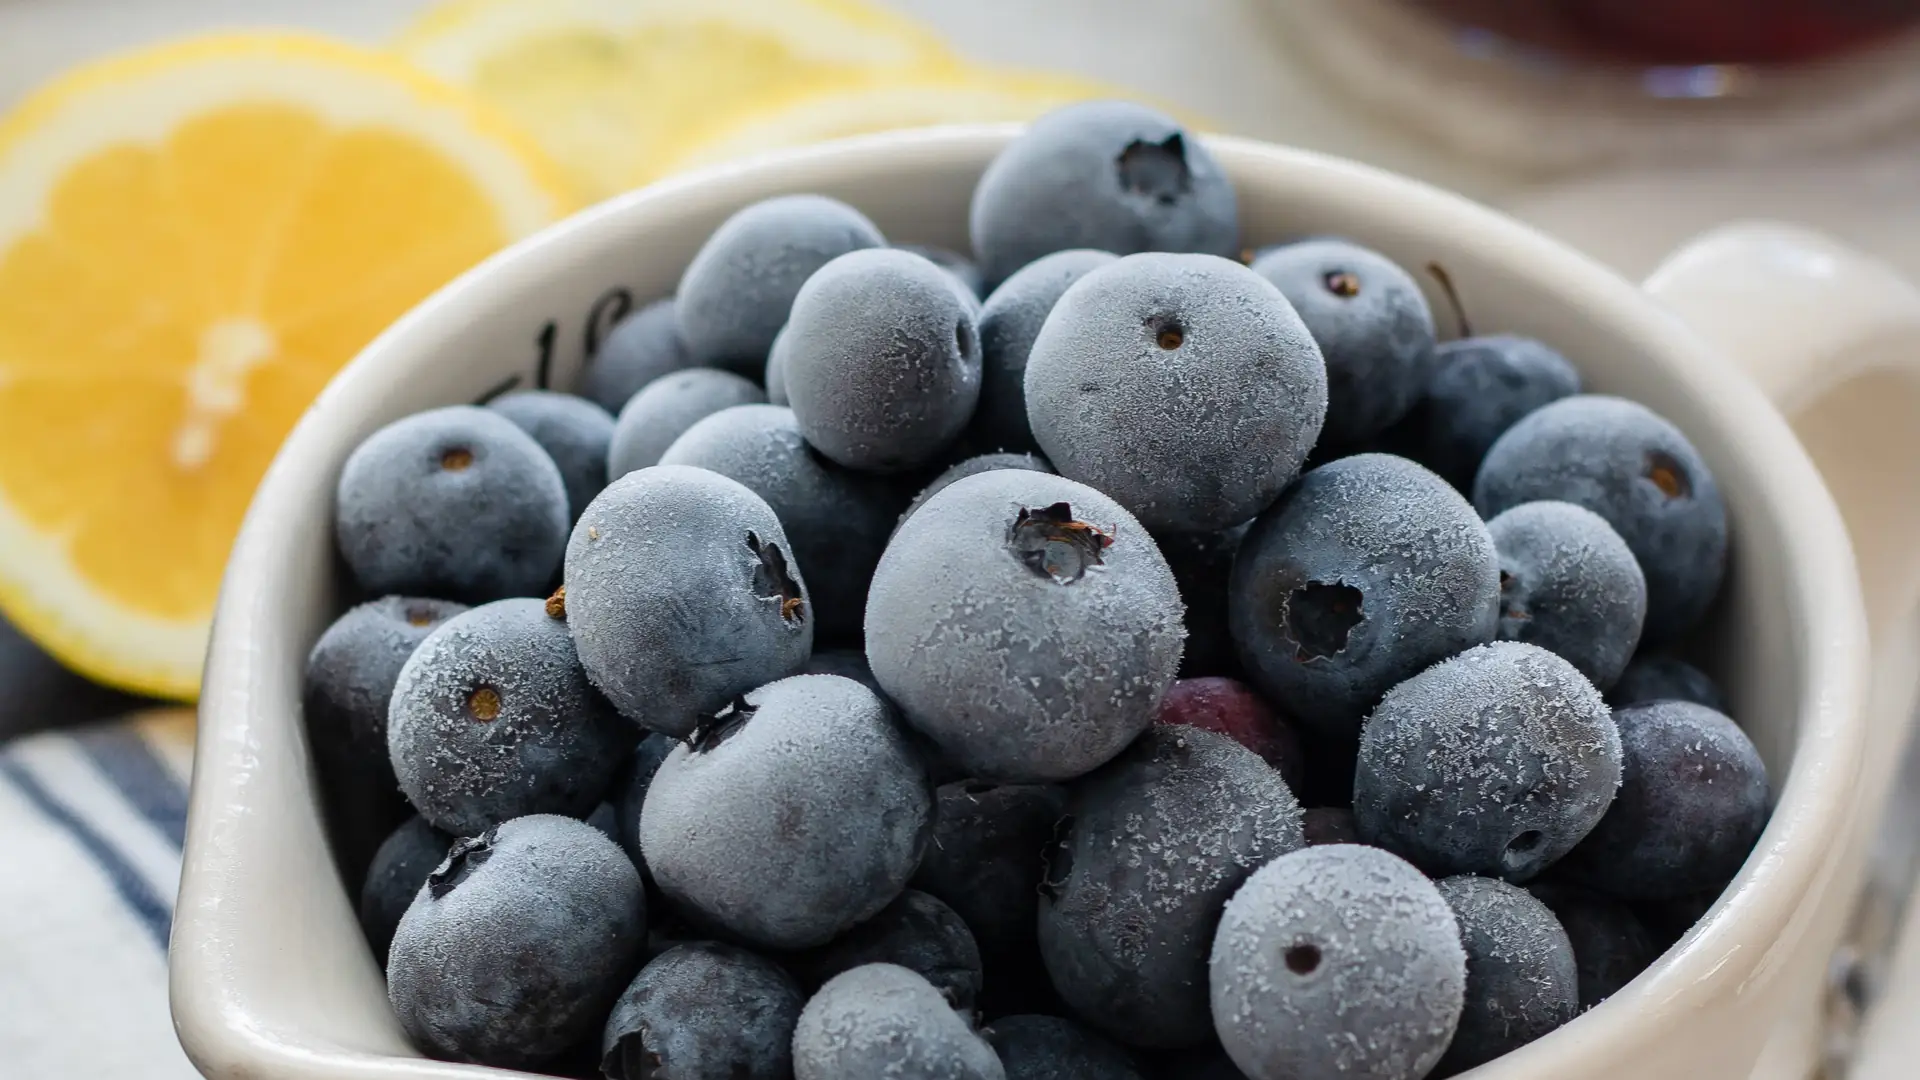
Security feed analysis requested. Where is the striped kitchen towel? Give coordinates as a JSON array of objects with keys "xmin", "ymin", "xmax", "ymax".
[{"xmin": 0, "ymin": 708, "xmax": 201, "ymax": 1080}]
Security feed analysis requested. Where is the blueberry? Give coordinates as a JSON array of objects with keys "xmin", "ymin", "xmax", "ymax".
[
  {"xmin": 485, "ymin": 390, "xmax": 615, "ymax": 525},
  {"xmin": 565, "ymin": 465, "xmax": 812, "ymax": 736},
  {"xmin": 792, "ymin": 963, "xmax": 1006, "ymax": 1080},
  {"xmin": 606, "ymin": 368, "xmax": 766, "ymax": 478},
  {"xmin": 335, "ymin": 406, "xmax": 569, "ymax": 603},
  {"xmin": 1431, "ymin": 874, "xmax": 1579, "ymax": 1075},
  {"xmin": 678, "ymin": 194, "xmax": 886, "ymax": 375},
  {"xmin": 969, "ymin": 100, "xmax": 1237, "ymax": 289},
  {"xmin": 1488, "ymin": 500, "xmax": 1647, "ymax": 690},
  {"xmin": 661, "ymin": 404, "xmax": 909, "ymax": 641},
  {"xmin": 1156, "ymin": 523, "xmax": 1249, "ymax": 678},
  {"xmin": 387, "ymin": 815, "xmax": 646, "ymax": 1068},
  {"xmin": 784, "ymin": 248, "xmax": 983, "ymax": 473},
  {"xmin": 1040, "ymin": 725, "xmax": 1304, "ymax": 1048},
  {"xmin": 970, "ymin": 249, "xmax": 1117, "ymax": 454},
  {"xmin": 1208, "ymin": 844, "xmax": 1465, "ymax": 1080},
  {"xmin": 899, "ymin": 242, "xmax": 986, "ymax": 301},
  {"xmin": 575, "ymin": 298, "xmax": 694, "ymax": 414},
  {"xmin": 1559, "ymin": 700, "xmax": 1768, "ymax": 901},
  {"xmin": 1024, "ymin": 253, "xmax": 1327, "ymax": 533},
  {"xmin": 1229, "ymin": 453, "xmax": 1500, "ymax": 738},
  {"xmin": 1527, "ymin": 883, "xmax": 1659, "ymax": 1007},
  {"xmin": 600, "ymin": 941, "xmax": 803, "ymax": 1080},
  {"xmin": 765, "ymin": 324, "xmax": 792, "ymax": 406},
  {"xmin": 1609, "ymin": 653, "xmax": 1727, "ymax": 711},
  {"xmin": 1249, "ymin": 240, "xmax": 1436, "ymax": 447},
  {"xmin": 586, "ymin": 800, "xmax": 621, "ymax": 842},
  {"xmin": 388, "ymin": 598, "xmax": 634, "ymax": 835},
  {"xmin": 1638, "ymin": 889, "xmax": 1720, "ymax": 948},
  {"xmin": 640, "ymin": 674, "xmax": 932, "ymax": 949},
  {"xmin": 1154, "ymin": 677, "xmax": 1304, "ymax": 791},
  {"xmin": 985, "ymin": 1014, "xmax": 1148, "ymax": 1080},
  {"xmin": 1354, "ymin": 641, "xmax": 1620, "ymax": 882},
  {"xmin": 1302, "ymin": 807, "xmax": 1359, "ymax": 847},
  {"xmin": 611, "ymin": 733, "xmax": 676, "ymax": 872},
  {"xmin": 1475, "ymin": 394, "xmax": 1728, "ymax": 644},
  {"xmin": 787, "ymin": 889, "xmax": 983, "ymax": 1010},
  {"xmin": 866, "ymin": 469, "xmax": 1185, "ymax": 782},
  {"xmin": 897, "ymin": 451, "xmax": 1053, "ymax": 534},
  {"xmin": 358, "ymin": 815, "xmax": 450, "ymax": 963},
  {"xmin": 1400, "ymin": 334, "xmax": 1580, "ymax": 491}
]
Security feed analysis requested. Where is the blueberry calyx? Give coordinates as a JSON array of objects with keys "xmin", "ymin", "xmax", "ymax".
[
  {"xmin": 1115, "ymin": 134, "xmax": 1192, "ymax": 205},
  {"xmin": 1148, "ymin": 314, "xmax": 1185, "ymax": 351},
  {"xmin": 427, "ymin": 828, "xmax": 497, "ymax": 899},
  {"xmin": 1645, "ymin": 451, "xmax": 1691, "ymax": 499},
  {"xmin": 1284, "ymin": 580, "xmax": 1365, "ymax": 662},
  {"xmin": 689, "ymin": 696, "xmax": 757, "ymax": 754},
  {"xmin": 544, "ymin": 585, "xmax": 566, "ymax": 620},
  {"xmin": 466, "ymin": 686, "xmax": 502, "ymax": 722},
  {"xmin": 1322, "ymin": 270, "xmax": 1361, "ymax": 298},
  {"xmin": 746, "ymin": 531, "xmax": 806, "ymax": 625},
  {"xmin": 1008, "ymin": 502, "xmax": 1113, "ymax": 584},
  {"xmin": 1498, "ymin": 570, "xmax": 1531, "ymax": 624},
  {"xmin": 439, "ymin": 446, "xmax": 474, "ymax": 471},
  {"xmin": 1283, "ymin": 943, "xmax": 1322, "ymax": 975}
]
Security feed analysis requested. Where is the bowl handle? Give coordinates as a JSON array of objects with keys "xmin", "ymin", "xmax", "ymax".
[{"xmin": 1645, "ymin": 221, "xmax": 1920, "ymax": 1078}]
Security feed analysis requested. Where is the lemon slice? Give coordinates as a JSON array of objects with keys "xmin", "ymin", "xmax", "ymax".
[
  {"xmin": 0, "ymin": 33, "xmax": 571, "ymax": 698},
  {"xmin": 395, "ymin": 0, "xmax": 958, "ymax": 203}
]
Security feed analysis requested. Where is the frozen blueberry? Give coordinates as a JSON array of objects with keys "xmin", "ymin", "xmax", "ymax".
[
  {"xmin": 867, "ymin": 469, "xmax": 1185, "ymax": 782},
  {"xmin": 486, "ymin": 391, "xmax": 615, "ymax": 525},
  {"xmin": 566, "ymin": 465, "xmax": 812, "ymax": 736},
  {"xmin": 1475, "ymin": 395, "xmax": 1728, "ymax": 644},
  {"xmin": 1025, "ymin": 252, "xmax": 1328, "ymax": 533},
  {"xmin": 641, "ymin": 674, "xmax": 931, "ymax": 949},
  {"xmin": 1155, "ymin": 523, "xmax": 1248, "ymax": 679},
  {"xmin": 985, "ymin": 1014, "xmax": 1147, "ymax": 1080},
  {"xmin": 600, "ymin": 941, "xmax": 803, "ymax": 1080},
  {"xmin": 787, "ymin": 889, "xmax": 983, "ymax": 1010},
  {"xmin": 387, "ymin": 815, "xmax": 646, "ymax": 1068},
  {"xmin": 606, "ymin": 368, "xmax": 767, "ymax": 479},
  {"xmin": 898, "ymin": 452, "xmax": 1053, "ymax": 534},
  {"xmin": 336, "ymin": 406, "xmax": 569, "ymax": 603},
  {"xmin": 1302, "ymin": 807, "xmax": 1359, "ymax": 847},
  {"xmin": 586, "ymin": 801, "xmax": 621, "ymax": 842},
  {"xmin": 1250, "ymin": 240, "xmax": 1436, "ymax": 447},
  {"xmin": 1208, "ymin": 844, "xmax": 1466, "ymax": 1080},
  {"xmin": 1229, "ymin": 453, "xmax": 1500, "ymax": 738},
  {"xmin": 899, "ymin": 242, "xmax": 986, "ymax": 300},
  {"xmin": 793, "ymin": 963, "xmax": 1006, "ymax": 1080},
  {"xmin": 678, "ymin": 194, "xmax": 886, "ymax": 375},
  {"xmin": 611, "ymin": 733, "xmax": 676, "ymax": 872},
  {"xmin": 1040, "ymin": 725, "xmax": 1305, "ymax": 1048},
  {"xmin": 1432, "ymin": 874, "xmax": 1579, "ymax": 1075},
  {"xmin": 660, "ymin": 404, "xmax": 909, "ymax": 640},
  {"xmin": 1609, "ymin": 653, "xmax": 1727, "ymax": 711},
  {"xmin": 1488, "ymin": 500, "xmax": 1648, "ymax": 691},
  {"xmin": 969, "ymin": 100, "xmax": 1237, "ymax": 289},
  {"xmin": 576, "ymin": 298, "xmax": 694, "ymax": 414},
  {"xmin": 1401, "ymin": 334, "xmax": 1581, "ymax": 491},
  {"xmin": 1155, "ymin": 677, "xmax": 1304, "ymax": 791},
  {"xmin": 1355, "ymin": 642, "xmax": 1620, "ymax": 882},
  {"xmin": 784, "ymin": 247, "xmax": 982, "ymax": 473},
  {"xmin": 358, "ymin": 815, "xmax": 451, "ymax": 963},
  {"xmin": 1559, "ymin": 700, "xmax": 1768, "ymax": 901},
  {"xmin": 1528, "ymin": 883, "xmax": 1659, "ymax": 1007},
  {"xmin": 765, "ymin": 324, "xmax": 793, "ymax": 406},
  {"xmin": 970, "ymin": 249, "xmax": 1117, "ymax": 454},
  {"xmin": 388, "ymin": 598, "xmax": 634, "ymax": 835}
]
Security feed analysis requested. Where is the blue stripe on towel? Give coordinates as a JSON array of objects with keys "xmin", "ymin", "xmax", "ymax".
[
  {"xmin": 0, "ymin": 754, "xmax": 172, "ymax": 949},
  {"xmin": 73, "ymin": 728, "xmax": 188, "ymax": 849}
]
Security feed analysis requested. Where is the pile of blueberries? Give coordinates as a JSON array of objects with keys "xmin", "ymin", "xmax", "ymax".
[{"xmin": 306, "ymin": 100, "xmax": 1770, "ymax": 1080}]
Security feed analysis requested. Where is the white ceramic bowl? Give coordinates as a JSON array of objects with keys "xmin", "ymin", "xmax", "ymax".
[{"xmin": 172, "ymin": 127, "xmax": 1900, "ymax": 1079}]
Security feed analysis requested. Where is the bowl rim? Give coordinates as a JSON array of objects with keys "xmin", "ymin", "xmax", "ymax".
[{"xmin": 171, "ymin": 124, "xmax": 1871, "ymax": 1080}]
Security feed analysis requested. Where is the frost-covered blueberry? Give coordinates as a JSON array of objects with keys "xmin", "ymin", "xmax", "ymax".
[
  {"xmin": 640, "ymin": 675, "xmax": 932, "ymax": 949},
  {"xmin": 387, "ymin": 815, "xmax": 646, "ymax": 1069},
  {"xmin": 784, "ymin": 248, "xmax": 982, "ymax": 473},
  {"xmin": 606, "ymin": 368, "xmax": 766, "ymax": 479},
  {"xmin": 661, "ymin": 404, "xmax": 909, "ymax": 640},
  {"xmin": 985, "ymin": 1014, "xmax": 1147, "ymax": 1080},
  {"xmin": 1528, "ymin": 883, "xmax": 1659, "ymax": 1007},
  {"xmin": 969, "ymin": 101, "xmax": 1237, "ymax": 289},
  {"xmin": 387, "ymin": 598, "xmax": 633, "ymax": 835},
  {"xmin": 1401, "ymin": 334, "xmax": 1581, "ymax": 491},
  {"xmin": 359, "ymin": 815, "xmax": 450, "ymax": 963},
  {"xmin": 1302, "ymin": 807, "xmax": 1359, "ymax": 847},
  {"xmin": 487, "ymin": 390, "xmax": 616, "ymax": 524},
  {"xmin": 599, "ymin": 941, "xmax": 803, "ymax": 1080},
  {"xmin": 970, "ymin": 249, "xmax": 1117, "ymax": 454},
  {"xmin": 576, "ymin": 298, "xmax": 694, "ymax": 414},
  {"xmin": 1208, "ymin": 844, "xmax": 1466, "ymax": 1080},
  {"xmin": 897, "ymin": 451, "xmax": 1053, "ymax": 534},
  {"xmin": 1040, "ymin": 725, "xmax": 1304, "ymax": 1048},
  {"xmin": 1155, "ymin": 677, "xmax": 1304, "ymax": 791},
  {"xmin": 610, "ymin": 733, "xmax": 676, "ymax": 872},
  {"xmin": 1432, "ymin": 874, "xmax": 1579, "ymax": 1075},
  {"xmin": 787, "ymin": 889, "xmax": 983, "ymax": 1010},
  {"xmin": 677, "ymin": 194, "xmax": 885, "ymax": 375},
  {"xmin": 1609, "ymin": 653, "xmax": 1727, "ymax": 711},
  {"xmin": 565, "ymin": 465, "xmax": 812, "ymax": 736},
  {"xmin": 1559, "ymin": 700, "xmax": 1768, "ymax": 901},
  {"xmin": 899, "ymin": 242, "xmax": 986, "ymax": 301},
  {"xmin": 866, "ymin": 470, "xmax": 1185, "ymax": 783},
  {"xmin": 335, "ymin": 406, "xmax": 569, "ymax": 603},
  {"xmin": 1355, "ymin": 642, "xmax": 1620, "ymax": 882},
  {"xmin": 765, "ymin": 324, "xmax": 793, "ymax": 406},
  {"xmin": 1475, "ymin": 395, "xmax": 1728, "ymax": 644},
  {"xmin": 793, "ymin": 963, "xmax": 1005, "ymax": 1080},
  {"xmin": 1024, "ymin": 253, "xmax": 1328, "ymax": 533},
  {"xmin": 1488, "ymin": 500, "xmax": 1648, "ymax": 690},
  {"xmin": 1229, "ymin": 453, "xmax": 1500, "ymax": 738},
  {"xmin": 1250, "ymin": 240, "xmax": 1436, "ymax": 447},
  {"xmin": 1157, "ymin": 523, "xmax": 1248, "ymax": 678}
]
